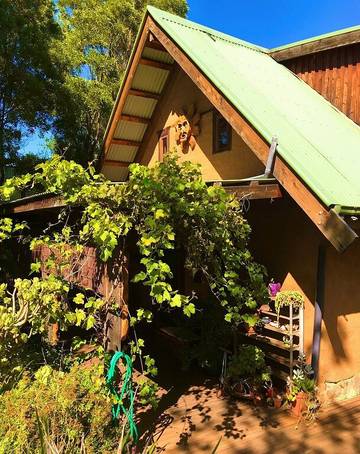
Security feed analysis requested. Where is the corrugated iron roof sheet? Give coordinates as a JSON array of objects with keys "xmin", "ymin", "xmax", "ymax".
[
  {"xmin": 101, "ymin": 165, "xmax": 129, "ymax": 182},
  {"xmin": 147, "ymin": 6, "xmax": 360, "ymax": 215},
  {"xmin": 142, "ymin": 47, "xmax": 174, "ymax": 63},
  {"xmin": 114, "ymin": 121, "xmax": 147, "ymax": 142},
  {"xmin": 132, "ymin": 65, "xmax": 169, "ymax": 93},
  {"xmin": 106, "ymin": 143, "xmax": 138, "ymax": 162},
  {"xmin": 270, "ymin": 24, "xmax": 360, "ymax": 53},
  {"xmin": 122, "ymin": 95, "xmax": 157, "ymax": 118}
]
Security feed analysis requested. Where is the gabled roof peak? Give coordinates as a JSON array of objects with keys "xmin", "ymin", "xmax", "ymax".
[
  {"xmin": 102, "ymin": 6, "xmax": 360, "ymax": 249},
  {"xmin": 147, "ymin": 6, "xmax": 269, "ymax": 54}
]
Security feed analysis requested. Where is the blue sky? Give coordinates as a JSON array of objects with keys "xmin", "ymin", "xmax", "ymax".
[
  {"xmin": 22, "ymin": 0, "xmax": 360, "ymax": 156},
  {"xmin": 187, "ymin": 0, "xmax": 360, "ymax": 48}
]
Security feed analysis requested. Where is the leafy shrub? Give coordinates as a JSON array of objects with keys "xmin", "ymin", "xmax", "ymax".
[
  {"xmin": 228, "ymin": 345, "xmax": 271, "ymax": 383},
  {"xmin": 0, "ymin": 362, "xmax": 121, "ymax": 453}
]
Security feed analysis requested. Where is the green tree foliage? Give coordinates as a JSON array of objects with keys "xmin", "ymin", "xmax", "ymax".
[
  {"xmin": 0, "ymin": 0, "xmax": 62, "ymax": 182},
  {"xmin": 0, "ymin": 1, "xmax": 188, "ymax": 175},
  {"xmin": 53, "ymin": 0, "xmax": 188, "ymax": 164},
  {"xmin": 0, "ymin": 155, "xmax": 267, "ymax": 368},
  {"xmin": 4, "ymin": 153, "xmax": 46, "ymax": 180}
]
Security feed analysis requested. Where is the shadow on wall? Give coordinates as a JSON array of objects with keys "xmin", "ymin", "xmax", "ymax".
[{"xmin": 245, "ymin": 196, "xmax": 360, "ymax": 369}]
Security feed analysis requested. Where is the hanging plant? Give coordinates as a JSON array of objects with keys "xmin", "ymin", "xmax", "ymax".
[{"xmin": 274, "ymin": 290, "xmax": 304, "ymax": 326}]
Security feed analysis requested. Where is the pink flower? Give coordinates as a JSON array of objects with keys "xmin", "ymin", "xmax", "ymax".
[{"xmin": 268, "ymin": 282, "xmax": 281, "ymax": 297}]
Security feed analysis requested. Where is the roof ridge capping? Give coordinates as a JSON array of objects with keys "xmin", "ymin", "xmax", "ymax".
[
  {"xmin": 147, "ymin": 6, "xmax": 269, "ymax": 54},
  {"xmin": 270, "ymin": 23, "xmax": 360, "ymax": 61}
]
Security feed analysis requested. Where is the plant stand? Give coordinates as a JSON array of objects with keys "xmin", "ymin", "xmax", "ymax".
[{"xmin": 238, "ymin": 301, "xmax": 304, "ymax": 382}]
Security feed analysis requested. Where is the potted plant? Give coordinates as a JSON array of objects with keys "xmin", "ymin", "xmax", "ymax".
[
  {"xmin": 265, "ymin": 385, "xmax": 283, "ymax": 409},
  {"xmin": 255, "ymin": 319, "xmax": 265, "ymax": 334},
  {"xmin": 282, "ymin": 335, "xmax": 291, "ymax": 348},
  {"xmin": 240, "ymin": 313, "xmax": 259, "ymax": 335},
  {"xmin": 273, "ymin": 392, "xmax": 283, "ymax": 409},
  {"xmin": 274, "ymin": 291, "xmax": 304, "ymax": 326},
  {"xmin": 268, "ymin": 281, "xmax": 281, "ymax": 297},
  {"xmin": 225, "ymin": 345, "xmax": 271, "ymax": 403},
  {"xmin": 286, "ymin": 354, "xmax": 317, "ymax": 417}
]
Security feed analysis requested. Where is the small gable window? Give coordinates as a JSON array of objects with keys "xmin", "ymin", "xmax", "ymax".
[
  {"xmin": 213, "ymin": 111, "xmax": 232, "ymax": 153},
  {"xmin": 158, "ymin": 127, "xmax": 170, "ymax": 161}
]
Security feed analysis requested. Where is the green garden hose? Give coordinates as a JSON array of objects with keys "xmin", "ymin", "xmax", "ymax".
[{"xmin": 106, "ymin": 351, "xmax": 139, "ymax": 443}]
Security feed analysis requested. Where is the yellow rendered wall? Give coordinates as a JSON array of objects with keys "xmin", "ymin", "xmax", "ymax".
[
  {"xmin": 247, "ymin": 196, "xmax": 360, "ymax": 400},
  {"xmin": 320, "ymin": 240, "xmax": 360, "ymax": 396},
  {"xmin": 137, "ymin": 65, "xmax": 360, "ymax": 401},
  {"xmin": 140, "ymin": 69, "xmax": 264, "ymax": 181},
  {"xmin": 247, "ymin": 198, "xmax": 318, "ymax": 362}
]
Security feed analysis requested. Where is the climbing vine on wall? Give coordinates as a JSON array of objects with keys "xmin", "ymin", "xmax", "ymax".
[{"xmin": 0, "ymin": 153, "xmax": 267, "ymax": 389}]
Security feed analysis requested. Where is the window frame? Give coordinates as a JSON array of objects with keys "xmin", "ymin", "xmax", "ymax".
[
  {"xmin": 213, "ymin": 111, "xmax": 232, "ymax": 153},
  {"xmin": 158, "ymin": 126, "xmax": 170, "ymax": 161}
]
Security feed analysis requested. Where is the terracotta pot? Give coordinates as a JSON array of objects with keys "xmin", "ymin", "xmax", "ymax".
[
  {"xmin": 234, "ymin": 383, "xmax": 252, "ymax": 398},
  {"xmin": 273, "ymin": 396, "xmax": 282, "ymax": 409},
  {"xmin": 253, "ymin": 394, "xmax": 263, "ymax": 406},
  {"xmin": 247, "ymin": 325, "xmax": 256, "ymax": 335},
  {"xmin": 291, "ymin": 391, "xmax": 307, "ymax": 417}
]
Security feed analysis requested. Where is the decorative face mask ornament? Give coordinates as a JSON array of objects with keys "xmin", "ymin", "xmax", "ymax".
[
  {"xmin": 173, "ymin": 105, "xmax": 201, "ymax": 153},
  {"xmin": 176, "ymin": 116, "xmax": 191, "ymax": 144}
]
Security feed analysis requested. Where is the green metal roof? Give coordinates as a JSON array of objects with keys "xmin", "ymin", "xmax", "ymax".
[
  {"xmin": 148, "ymin": 6, "xmax": 360, "ymax": 215},
  {"xmin": 270, "ymin": 24, "xmax": 360, "ymax": 53}
]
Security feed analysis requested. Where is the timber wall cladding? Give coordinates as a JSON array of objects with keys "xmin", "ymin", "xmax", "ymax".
[
  {"xmin": 35, "ymin": 244, "xmax": 128, "ymax": 301},
  {"xmin": 34, "ymin": 244, "xmax": 129, "ymax": 350},
  {"xmin": 284, "ymin": 43, "xmax": 360, "ymax": 125}
]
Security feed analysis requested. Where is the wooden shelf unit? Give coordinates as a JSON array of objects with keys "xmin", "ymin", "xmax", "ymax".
[{"xmin": 242, "ymin": 303, "xmax": 304, "ymax": 380}]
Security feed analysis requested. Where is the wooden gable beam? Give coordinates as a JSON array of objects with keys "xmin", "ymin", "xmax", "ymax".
[
  {"xmin": 128, "ymin": 88, "xmax": 160, "ymax": 100},
  {"xmin": 139, "ymin": 57, "xmax": 173, "ymax": 71},
  {"xmin": 119, "ymin": 114, "xmax": 150, "ymax": 125},
  {"xmin": 271, "ymin": 29, "xmax": 360, "ymax": 62},
  {"xmin": 147, "ymin": 17, "xmax": 357, "ymax": 252},
  {"xmin": 103, "ymin": 160, "xmax": 130, "ymax": 168}
]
